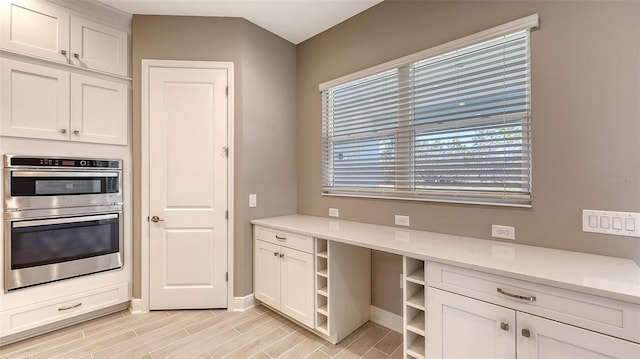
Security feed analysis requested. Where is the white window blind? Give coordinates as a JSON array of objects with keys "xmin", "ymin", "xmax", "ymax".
[{"xmin": 321, "ymin": 23, "xmax": 534, "ymax": 207}]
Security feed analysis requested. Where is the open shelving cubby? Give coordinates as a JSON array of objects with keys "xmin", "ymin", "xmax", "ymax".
[
  {"xmin": 315, "ymin": 238, "xmax": 329, "ymax": 336},
  {"xmin": 403, "ymin": 257, "xmax": 427, "ymax": 359}
]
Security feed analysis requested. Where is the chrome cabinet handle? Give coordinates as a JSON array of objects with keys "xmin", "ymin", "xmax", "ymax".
[
  {"xmin": 273, "ymin": 252, "xmax": 278, "ymax": 256},
  {"xmin": 275, "ymin": 235, "xmax": 286, "ymax": 242},
  {"xmin": 151, "ymin": 216, "xmax": 164, "ymax": 223},
  {"xmin": 61, "ymin": 50, "xmax": 67, "ymax": 56},
  {"xmin": 497, "ymin": 288, "xmax": 536, "ymax": 302},
  {"xmin": 60, "ymin": 129, "xmax": 67, "ymax": 134},
  {"xmin": 500, "ymin": 322, "xmax": 509, "ymax": 331},
  {"xmin": 73, "ymin": 130, "xmax": 80, "ymax": 135},
  {"xmin": 74, "ymin": 53, "xmax": 80, "ymax": 59},
  {"xmin": 279, "ymin": 253, "xmax": 285, "ymax": 258},
  {"xmin": 58, "ymin": 302, "xmax": 82, "ymax": 311},
  {"xmin": 522, "ymin": 328, "xmax": 531, "ymax": 338}
]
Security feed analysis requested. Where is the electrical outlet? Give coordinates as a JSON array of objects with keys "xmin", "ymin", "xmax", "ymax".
[
  {"xmin": 249, "ymin": 194, "xmax": 257, "ymax": 208},
  {"xmin": 329, "ymin": 208, "xmax": 339, "ymax": 217},
  {"xmin": 492, "ymin": 225, "xmax": 515, "ymax": 240},
  {"xmin": 395, "ymin": 215, "xmax": 410, "ymax": 227}
]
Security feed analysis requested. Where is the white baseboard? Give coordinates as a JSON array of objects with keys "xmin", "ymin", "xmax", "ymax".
[
  {"xmin": 233, "ymin": 294, "xmax": 256, "ymax": 311},
  {"xmin": 370, "ymin": 305, "xmax": 402, "ymax": 333},
  {"xmin": 129, "ymin": 298, "xmax": 147, "ymax": 314}
]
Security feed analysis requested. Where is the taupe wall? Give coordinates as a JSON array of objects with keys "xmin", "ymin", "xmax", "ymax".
[
  {"xmin": 131, "ymin": 16, "xmax": 297, "ymax": 298},
  {"xmin": 297, "ymin": 0, "xmax": 640, "ymax": 315}
]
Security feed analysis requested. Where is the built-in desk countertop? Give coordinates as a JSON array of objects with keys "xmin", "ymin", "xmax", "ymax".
[{"xmin": 252, "ymin": 214, "xmax": 640, "ymax": 304}]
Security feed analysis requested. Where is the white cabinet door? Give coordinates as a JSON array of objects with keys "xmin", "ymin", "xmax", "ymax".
[
  {"xmin": 0, "ymin": 0, "xmax": 69, "ymax": 63},
  {"xmin": 517, "ymin": 312, "xmax": 640, "ymax": 359},
  {"xmin": 254, "ymin": 240, "xmax": 281, "ymax": 310},
  {"xmin": 280, "ymin": 246, "xmax": 314, "ymax": 328},
  {"xmin": 70, "ymin": 16, "xmax": 128, "ymax": 76},
  {"xmin": 0, "ymin": 58, "xmax": 69, "ymax": 140},
  {"xmin": 70, "ymin": 73, "xmax": 128, "ymax": 145},
  {"xmin": 427, "ymin": 287, "xmax": 516, "ymax": 359}
]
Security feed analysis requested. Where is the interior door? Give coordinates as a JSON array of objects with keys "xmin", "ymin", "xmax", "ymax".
[{"xmin": 148, "ymin": 65, "xmax": 228, "ymax": 309}]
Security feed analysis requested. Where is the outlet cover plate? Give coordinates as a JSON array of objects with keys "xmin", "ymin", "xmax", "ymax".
[
  {"xmin": 492, "ymin": 224, "xmax": 515, "ymax": 240},
  {"xmin": 395, "ymin": 215, "xmax": 410, "ymax": 227},
  {"xmin": 329, "ymin": 208, "xmax": 339, "ymax": 217}
]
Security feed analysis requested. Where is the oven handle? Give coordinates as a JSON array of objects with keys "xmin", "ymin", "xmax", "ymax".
[
  {"xmin": 12, "ymin": 171, "xmax": 119, "ymax": 178},
  {"xmin": 12, "ymin": 213, "xmax": 119, "ymax": 228}
]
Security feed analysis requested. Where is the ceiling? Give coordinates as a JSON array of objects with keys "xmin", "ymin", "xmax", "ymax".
[{"xmin": 97, "ymin": 0, "xmax": 383, "ymax": 44}]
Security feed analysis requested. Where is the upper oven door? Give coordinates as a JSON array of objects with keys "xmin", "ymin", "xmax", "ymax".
[{"xmin": 4, "ymin": 169, "xmax": 122, "ymax": 211}]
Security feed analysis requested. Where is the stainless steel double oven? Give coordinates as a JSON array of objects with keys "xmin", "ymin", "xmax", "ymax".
[{"xmin": 3, "ymin": 155, "xmax": 123, "ymax": 291}]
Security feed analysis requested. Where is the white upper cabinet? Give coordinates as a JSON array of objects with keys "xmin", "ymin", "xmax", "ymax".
[
  {"xmin": 0, "ymin": 0, "xmax": 69, "ymax": 63},
  {"xmin": 1, "ymin": 0, "xmax": 129, "ymax": 77},
  {"xmin": 1, "ymin": 58, "xmax": 128, "ymax": 145},
  {"xmin": 70, "ymin": 73, "xmax": 128, "ymax": 145},
  {"xmin": 69, "ymin": 15, "xmax": 128, "ymax": 76},
  {"xmin": 0, "ymin": 59, "xmax": 69, "ymax": 140}
]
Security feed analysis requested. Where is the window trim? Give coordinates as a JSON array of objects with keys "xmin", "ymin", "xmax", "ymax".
[
  {"xmin": 319, "ymin": 14, "xmax": 539, "ymax": 92},
  {"xmin": 320, "ymin": 15, "xmax": 538, "ymax": 208}
]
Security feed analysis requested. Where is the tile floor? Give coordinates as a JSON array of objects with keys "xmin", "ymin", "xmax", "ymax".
[{"xmin": 0, "ymin": 305, "xmax": 403, "ymax": 359}]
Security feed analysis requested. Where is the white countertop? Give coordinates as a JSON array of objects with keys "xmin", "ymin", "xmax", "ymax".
[{"xmin": 252, "ymin": 214, "xmax": 640, "ymax": 304}]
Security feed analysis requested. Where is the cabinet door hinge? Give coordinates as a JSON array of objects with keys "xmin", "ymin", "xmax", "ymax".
[
  {"xmin": 225, "ymin": 86, "xmax": 229, "ymax": 96},
  {"xmin": 225, "ymin": 210, "xmax": 228, "ymax": 220},
  {"xmin": 225, "ymin": 272, "xmax": 228, "ymax": 282}
]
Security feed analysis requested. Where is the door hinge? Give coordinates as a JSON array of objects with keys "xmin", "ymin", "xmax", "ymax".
[
  {"xmin": 225, "ymin": 86, "xmax": 229, "ymax": 96},
  {"xmin": 225, "ymin": 210, "xmax": 228, "ymax": 220},
  {"xmin": 146, "ymin": 216, "xmax": 149, "ymax": 222},
  {"xmin": 225, "ymin": 272, "xmax": 228, "ymax": 282}
]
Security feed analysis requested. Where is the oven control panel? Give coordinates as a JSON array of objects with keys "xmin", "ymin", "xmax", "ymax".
[{"xmin": 6, "ymin": 156, "xmax": 121, "ymax": 169}]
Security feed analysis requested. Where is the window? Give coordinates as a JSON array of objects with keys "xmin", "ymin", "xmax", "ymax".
[{"xmin": 321, "ymin": 15, "xmax": 538, "ymax": 207}]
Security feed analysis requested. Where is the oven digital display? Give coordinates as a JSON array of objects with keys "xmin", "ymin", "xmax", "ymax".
[{"xmin": 61, "ymin": 160, "xmax": 75, "ymax": 166}]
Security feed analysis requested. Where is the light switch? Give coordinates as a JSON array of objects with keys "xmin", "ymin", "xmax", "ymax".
[
  {"xmin": 625, "ymin": 218, "xmax": 636, "ymax": 232},
  {"xmin": 582, "ymin": 209, "xmax": 640, "ymax": 237},
  {"xmin": 249, "ymin": 194, "xmax": 257, "ymax": 208},
  {"xmin": 612, "ymin": 217, "xmax": 623, "ymax": 230}
]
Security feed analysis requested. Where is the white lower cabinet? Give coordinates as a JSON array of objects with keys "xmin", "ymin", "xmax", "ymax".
[
  {"xmin": 517, "ymin": 311, "xmax": 640, "ymax": 359},
  {"xmin": 426, "ymin": 262, "xmax": 640, "ymax": 359},
  {"xmin": 0, "ymin": 281, "xmax": 129, "ymax": 339},
  {"xmin": 253, "ymin": 225, "xmax": 371, "ymax": 343},
  {"xmin": 254, "ymin": 236, "xmax": 314, "ymax": 328}
]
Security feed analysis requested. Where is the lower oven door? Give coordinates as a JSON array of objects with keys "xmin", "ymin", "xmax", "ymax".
[{"xmin": 4, "ymin": 211, "xmax": 123, "ymax": 291}]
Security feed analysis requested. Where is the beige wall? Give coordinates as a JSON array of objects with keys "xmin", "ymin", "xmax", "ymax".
[
  {"xmin": 131, "ymin": 16, "xmax": 297, "ymax": 298},
  {"xmin": 297, "ymin": 0, "xmax": 640, "ymax": 315}
]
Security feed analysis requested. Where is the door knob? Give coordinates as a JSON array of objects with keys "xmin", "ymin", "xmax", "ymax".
[{"xmin": 151, "ymin": 216, "xmax": 164, "ymax": 223}]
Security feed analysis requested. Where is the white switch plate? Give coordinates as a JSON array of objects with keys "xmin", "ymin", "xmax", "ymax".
[
  {"xmin": 492, "ymin": 225, "xmax": 515, "ymax": 240},
  {"xmin": 395, "ymin": 215, "xmax": 410, "ymax": 227},
  {"xmin": 582, "ymin": 209, "xmax": 640, "ymax": 237},
  {"xmin": 249, "ymin": 194, "xmax": 257, "ymax": 208},
  {"xmin": 329, "ymin": 208, "xmax": 339, "ymax": 217}
]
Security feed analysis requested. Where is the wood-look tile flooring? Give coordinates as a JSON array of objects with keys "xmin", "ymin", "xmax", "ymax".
[{"xmin": 0, "ymin": 305, "xmax": 403, "ymax": 359}]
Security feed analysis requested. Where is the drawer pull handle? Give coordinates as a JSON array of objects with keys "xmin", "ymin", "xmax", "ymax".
[
  {"xmin": 280, "ymin": 253, "xmax": 285, "ymax": 258},
  {"xmin": 58, "ymin": 302, "xmax": 82, "ymax": 311},
  {"xmin": 497, "ymin": 288, "xmax": 536, "ymax": 302},
  {"xmin": 522, "ymin": 328, "xmax": 531, "ymax": 338},
  {"xmin": 273, "ymin": 252, "xmax": 279, "ymax": 256},
  {"xmin": 275, "ymin": 235, "xmax": 287, "ymax": 241},
  {"xmin": 500, "ymin": 321, "xmax": 509, "ymax": 331}
]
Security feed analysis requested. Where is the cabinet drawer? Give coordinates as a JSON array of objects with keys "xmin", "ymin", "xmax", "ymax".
[
  {"xmin": 427, "ymin": 262, "xmax": 640, "ymax": 343},
  {"xmin": 255, "ymin": 226, "xmax": 313, "ymax": 254},
  {"xmin": 1, "ymin": 282, "xmax": 129, "ymax": 336}
]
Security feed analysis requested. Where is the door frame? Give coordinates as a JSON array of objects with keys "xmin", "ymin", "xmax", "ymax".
[{"xmin": 140, "ymin": 59, "xmax": 234, "ymax": 312}]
